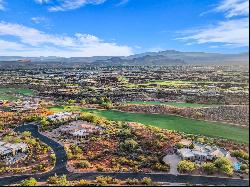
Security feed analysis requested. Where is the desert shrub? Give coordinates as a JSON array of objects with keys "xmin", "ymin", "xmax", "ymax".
[
  {"xmin": 120, "ymin": 139, "xmax": 139, "ymax": 152},
  {"xmin": 77, "ymin": 179, "xmax": 91, "ymax": 186},
  {"xmin": 74, "ymin": 160, "xmax": 91, "ymax": 169},
  {"xmin": 141, "ymin": 177, "xmax": 153, "ymax": 185},
  {"xmin": 126, "ymin": 178, "xmax": 140, "ymax": 185},
  {"xmin": 47, "ymin": 175, "xmax": 69, "ymax": 186},
  {"xmin": 231, "ymin": 150, "xmax": 249, "ymax": 160},
  {"xmin": 202, "ymin": 162, "xmax": 217, "ymax": 175},
  {"xmin": 95, "ymin": 176, "xmax": 119, "ymax": 186},
  {"xmin": 176, "ymin": 143, "xmax": 184, "ymax": 149},
  {"xmin": 240, "ymin": 164, "xmax": 248, "ymax": 171},
  {"xmin": 20, "ymin": 178, "xmax": 37, "ymax": 186},
  {"xmin": 153, "ymin": 163, "xmax": 170, "ymax": 172},
  {"xmin": 214, "ymin": 157, "xmax": 234, "ymax": 176},
  {"xmin": 177, "ymin": 160, "xmax": 196, "ymax": 173}
]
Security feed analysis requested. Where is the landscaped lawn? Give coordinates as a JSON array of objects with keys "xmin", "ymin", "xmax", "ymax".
[
  {"xmin": 49, "ymin": 106, "xmax": 249, "ymax": 143},
  {"xmin": 126, "ymin": 101, "xmax": 217, "ymax": 108},
  {"xmin": 0, "ymin": 88, "xmax": 35, "ymax": 101}
]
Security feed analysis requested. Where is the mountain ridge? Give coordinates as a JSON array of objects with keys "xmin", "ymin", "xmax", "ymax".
[{"xmin": 0, "ymin": 50, "xmax": 249, "ymax": 66}]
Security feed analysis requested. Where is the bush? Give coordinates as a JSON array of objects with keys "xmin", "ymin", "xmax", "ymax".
[
  {"xmin": 74, "ymin": 160, "xmax": 91, "ymax": 169},
  {"xmin": 95, "ymin": 176, "xmax": 118, "ymax": 185},
  {"xmin": 118, "ymin": 128, "xmax": 132, "ymax": 138},
  {"xmin": 214, "ymin": 157, "xmax": 234, "ymax": 175},
  {"xmin": 196, "ymin": 137, "xmax": 205, "ymax": 144},
  {"xmin": 202, "ymin": 162, "xmax": 217, "ymax": 175},
  {"xmin": 153, "ymin": 163, "xmax": 170, "ymax": 172},
  {"xmin": 47, "ymin": 175, "xmax": 69, "ymax": 186},
  {"xmin": 80, "ymin": 113, "xmax": 103, "ymax": 124},
  {"xmin": 189, "ymin": 143, "xmax": 195, "ymax": 150},
  {"xmin": 97, "ymin": 165, "xmax": 105, "ymax": 172},
  {"xmin": 177, "ymin": 160, "xmax": 196, "ymax": 173},
  {"xmin": 50, "ymin": 153, "xmax": 56, "ymax": 159},
  {"xmin": 126, "ymin": 178, "xmax": 140, "ymax": 185},
  {"xmin": 22, "ymin": 131, "xmax": 31, "ymax": 138},
  {"xmin": 176, "ymin": 143, "xmax": 184, "ymax": 149},
  {"xmin": 20, "ymin": 178, "xmax": 37, "ymax": 186},
  {"xmin": 141, "ymin": 177, "xmax": 153, "ymax": 185},
  {"xmin": 231, "ymin": 150, "xmax": 249, "ymax": 160},
  {"xmin": 240, "ymin": 164, "xmax": 248, "ymax": 171},
  {"xmin": 34, "ymin": 163, "xmax": 46, "ymax": 172},
  {"xmin": 120, "ymin": 139, "xmax": 139, "ymax": 152},
  {"xmin": 77, "ymin": 179, "xmax": 91, "ymax": 186}
]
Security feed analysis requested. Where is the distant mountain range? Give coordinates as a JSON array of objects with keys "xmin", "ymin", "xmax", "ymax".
[{"xmin": 0, "ymin": 50, "xmax": 249, "ymax": 67}]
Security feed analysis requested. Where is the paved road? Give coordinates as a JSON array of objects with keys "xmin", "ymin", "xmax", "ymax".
[{"xmin": 0, "ymin": 123, "xmax": 249, "ymax": 186}]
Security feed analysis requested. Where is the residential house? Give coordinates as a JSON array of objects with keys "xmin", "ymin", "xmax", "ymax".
[{"xmin": 0, "ymin": 141, "xmax": 28, "ymax": 160}]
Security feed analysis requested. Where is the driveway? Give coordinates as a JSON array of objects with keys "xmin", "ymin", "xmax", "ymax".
[{"xmin": 163, "ymin": 154, "xmax": 181, "ymax": 175}]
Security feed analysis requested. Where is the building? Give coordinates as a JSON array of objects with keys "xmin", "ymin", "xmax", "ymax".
[
  {"xmin": 48, "ymin": 112, "xmax": 73, "ymax": 121},
  {"xmin": 0, "ymin": 141, "xmax": 28, "ymax": 160},
  {"xmin": 177, "ymin": 148, "xmax": 195, "ymax": 161},
  {"xmin": 59, "ymin": 120, "xmax": 102, "ymax": 139},
  {"xmin": 177, "ymin": 142, "xmax": 230, "ymax": 162},
  {"xmin": 179, "ymin": 139, "xmax": 193, "ymax": 148}
]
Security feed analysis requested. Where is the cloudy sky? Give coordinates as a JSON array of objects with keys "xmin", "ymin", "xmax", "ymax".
[{"xmin": 0, "ymin": 0, "xmax": 249, "ymax": 57}]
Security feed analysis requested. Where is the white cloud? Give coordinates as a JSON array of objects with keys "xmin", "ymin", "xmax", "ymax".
[
  {"xmin": 34, "ymin": 0, "xmax": 107, "ymax": 11},
  {"xmin": 31, "ymin": 16, "xmax": 46, "ymax": 24},
  {"xmin": 116, "ymin": 0, "xmax": 129, "ymax": 6},
  {"xmin": 0, "ymin": 40, "xmax": 27, "ymax": 50},
  {"xmin": 0, "ymin": 21, "xmax": 133, "ymax": 57},
  {"xmin": 216, "ymin": 0, "xmax": 249, "ymax": 17},
  {"xmin": 179, "ymin": 18, "xmax": 249, "ymax": 47},
  {"xmin": 179, "ymin": 0, "xmax": 249, "ymax": 48},
  {"xmin": 34, "ymin": 0, "xmax": 51, "ymax": 4},
  {"xmin": 0, "ymin": 0, "xmax": 5, "ymax": 10}
]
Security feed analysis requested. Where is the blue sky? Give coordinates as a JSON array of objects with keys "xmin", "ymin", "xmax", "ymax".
[{"xmin": 0, "ymin": 0, "xmax": 249, "ymax": 57}]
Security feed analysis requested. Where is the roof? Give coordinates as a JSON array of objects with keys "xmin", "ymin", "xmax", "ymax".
[
  {"xmin": 0, "ymin": 142, "xmax": 28, "ymax": 156},
  {"xmin": 210, "ymin": 149, "xmax": 225, "ymax": 158},
  {"xmin": 180, "ymin": 139, "xmax": 192, "ymax": 146},
  {"xmin": 178, "ymin": 148, "xmax": 195, "ymax": 158},
  {"xmin": 193, "ymin": 150, "xmax": 208, "ymax": 157},
  {"xmin": 0, "ymin": 146, "xmax": 12, "ymax": 155}
]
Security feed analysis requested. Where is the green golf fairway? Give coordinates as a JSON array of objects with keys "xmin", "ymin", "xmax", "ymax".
[{"xmin": 49, "ymin": 106, "xmax": 249, "ymax": 143}]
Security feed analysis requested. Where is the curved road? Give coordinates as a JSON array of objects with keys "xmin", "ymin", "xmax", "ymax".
[{"xmin": 0, "ymin": 123, "xmax": 249, "ymax": 186}]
